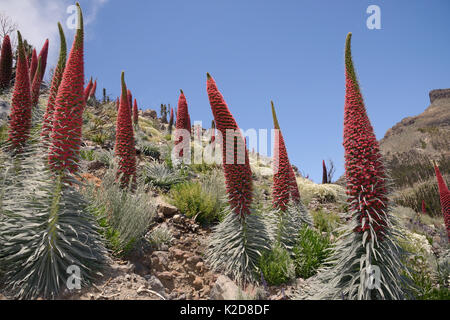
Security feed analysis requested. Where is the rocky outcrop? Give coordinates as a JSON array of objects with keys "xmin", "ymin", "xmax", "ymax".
[{"xmin": 429, "ymin": 88, "xmax": 450, "ymax": 104}]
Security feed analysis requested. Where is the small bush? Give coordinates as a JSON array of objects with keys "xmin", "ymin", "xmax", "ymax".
[
  {"xmin": 259, "ymin": 245, "xmax": 295, "ymax": 285},
  {"xmin": 398, "ymin": 228, "xmax": 449, "ymax": 300},
  {"xmin": 86, "ymin": 166, "xmax": 157, "ymax": 256},
  {"xmin": 80, "ymin": 148, "xmax": 95, "ymax": 161},
  {"xmin": 140, "ymin": 161, "xmax": 184, "ymax": 191},
  {"xmin": 311, "ymin": 209, "xmax": 341, "ymax": 234},
  {"xmin": 169, "ymin": 180, "xmax": 223, "ymax": 225},
  {"xmin": 296, "ymin": 177, "xmax": 347, "ymax": 205},
  {"xmin": 146, "ymin": 224, "xmax": 173, "ymax": 249},
  {"xmin": 292, "ymin": 226, "xmax": 331, "ymax": 279}
]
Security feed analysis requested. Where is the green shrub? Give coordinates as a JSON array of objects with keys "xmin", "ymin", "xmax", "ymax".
[
  {"xmin": 140, "ymin": 161, "xmax": 184, "ymax": 191},
  {"xmin": 259, "ymin": 245, "xmax": 295, "ymax": 285},
  {"xmin": 397, "ymin": 229, "xmax": 449, "ymax": 300},
  {"xmin": 86, "ymin": 166, "xmax": 157, "ymax": 256},
  {"xmin": 292, "ymin": 226, "xmax": 331, "ymax": 279},
  {"xmin": 80, "ymin": 148, "xmax": 95, "ymax": 161},
  {"xmin": 169, "ymin": 180, "xmax": 224, "ymax": 225},
  {"xmin": 311, "ymin": 209, "xmax": 341, "ymax": 234}
]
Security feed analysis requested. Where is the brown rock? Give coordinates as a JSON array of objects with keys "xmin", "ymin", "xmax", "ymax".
[
  {"xmin": 195, "ymin": 262, "xmax": 204, "ymax": 272},
  {"xmin": 158, "ymin": 202, "xmax": 179, "ymax": 218},
  {"xmin": 192, "ymin": 277, "xmax": 203, "ymax": 290},
  {"xmin": 151, "ymin": 251, "xmax": 169, "ymax": 272}
]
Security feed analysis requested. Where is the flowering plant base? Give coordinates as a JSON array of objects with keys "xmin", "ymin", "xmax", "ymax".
[{"xmin": 205, "ymin": 205, "xmax": 270, "ymax": 285}]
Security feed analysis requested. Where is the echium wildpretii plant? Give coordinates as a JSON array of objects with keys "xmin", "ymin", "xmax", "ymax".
[
  {"xmin": 133, "ymin": 98, "xmax": 138, "ymax": 126},
  {"xmin": 37, "ymin": 39, "xmax": 49, "ymax": 82},
  {"xmin": 0, "ymin": 34, "xmax": 13, "ymax": 91},
  {"xmin": 266, "ymin": 102, "xmax": 312, "ymax": 252},
  {"xmin": 7, "ymin": 31, "xmax": 32, "ymax": 152},
  {"xmin": 29, "ymin": 48, "xmax": 37, "ymax": 83},
  {"xmin": 0, "ymin": 4, "xmax": 107, "ymax": 300},
  {"xmin": 173, "ymin": 90, "xmax": 191, "ymax": 160},
  {"xmin": 434, "ymin": 162, "xmax": 450, "ymax": 242},
  {"xmin": 205, "ymin": 73, "xmax": 270, "ymax": 284},
  {"xmin": 48, "ymin": 3, "xmax": 86, "ymax": 174},
  {"xmin": 114, "ymin": 72, "xmax": 136, "ymax": 187},
  {"xmin": 305, "ymin": 33, "xmax": 412, "ymax": 300},
  {"xmin": 84, "ymin": 77, "xmax": 93, "ymax": 103},
  {"xmin": 41, "ymin": 23, "xmax": 67, "ymax": 144}
]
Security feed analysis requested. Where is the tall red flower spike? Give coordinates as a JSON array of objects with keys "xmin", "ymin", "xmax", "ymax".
[
  {"xmin": 30, "ymin": 57, "xmax": 42, "ymax": 107},
  {"xmin": 322, "ymin": 160, "xmax": 328, "ymax": 184},
  {"xmin": 133, "ymin": 98, "xmax": 138, "ymax": 125},
  {"xmin": 48, "ymin": 3, "xmax": 85, "ymax": 174},
  {"xmin": 421, "ymin": 200, "xmax": 426, "ymax": 215},
  {"xmin": 0, "ymin": 34, "xmax": 13, "ymax": 89},
  {"xmin": 37, "ymin": 39, "xmax": 49, "ymax": 82},
  {"xmin": 434, "ymin": 163, "xmax": 450, "ymax": 242},
  {"xmin": 175, "ymin": 89, "xmax": 191, "ymax": 157},
  {"xmin": 84, "ymin": 77, "xmax": 93, "ymax": 102},
  {"xmin": 343, "ymin": 33, "xmax": 388, "ymax": 238},
  {"xmin": 271, "ymin": 101, "xmax": 299, "ymax": 211},
  {"xmin": 207, "ymin": 73, "xmax": 253, "ymax": 216},
  {"xmin": 115, "ymin": 72, "xmax": 136, "ymax": 186},
  {"xmin": 41, "ymin": 23, "xmax": 67, "ymax": 142},
  {"xmin": 29, "ymin": 48, "xmax": 37, "ymax": 83},
  {"xmin": 8, "ymin": 31, "xmax": 32, "ymax": 151},
  {"xmin": 90, "ymin": 79, "xmax": 97, "ymax": 99}
]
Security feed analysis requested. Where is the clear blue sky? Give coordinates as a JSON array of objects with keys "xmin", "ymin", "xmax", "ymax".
[{"xmin": 79, "ymin": 0, "xmax": 450, "ymax": 182}]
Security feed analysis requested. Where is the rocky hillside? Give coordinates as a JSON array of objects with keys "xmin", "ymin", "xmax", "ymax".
[{"xmin": 380, "ymin": 88, "xmax": 450, "ymax": 163}]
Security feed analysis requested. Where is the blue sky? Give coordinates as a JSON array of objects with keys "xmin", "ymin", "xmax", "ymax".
[{"xmin": 7, "ymin": 0, "xmax": 450, "ymax": 182}]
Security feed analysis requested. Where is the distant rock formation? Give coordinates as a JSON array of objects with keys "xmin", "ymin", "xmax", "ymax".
[{"xmin": 429, "ymin": 88, "xmax": 450, "ymax": 104}]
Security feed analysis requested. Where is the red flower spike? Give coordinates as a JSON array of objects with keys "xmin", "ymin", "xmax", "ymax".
[
  {"xmin": 8, "ymin": 31, "xmax": 32, "ymax": 151},
  {"xmin": 90, "ymin": 79, "xmax": 97, "ymax": 99},
  {"xmin": 421, "ymin": 199, "xmax": 426, "ymax": 215},
  {"xmin": 41, "ymin": 23, "xmax": 67, "ymax": 142},
  {"xmin": 114, "ymin": 71, "xmax": 136, "ymax": 187},
  {"xmin": 133, "ymin": 98, "xmax": 138, "ymax": 125},
  {"xmin": 29, "ymin": 48, "xmax": 37, "ymax": 83},
  {"xmin": 434, "ymin": 163, "xmax": 450, "ymax": 242},
  {"xmin": 271, "ymin": 101, "xmax": 300, "ymax": 210},
  {"xmin": 30, "ymin": 57, "xmax": 42, "ymax": 107},
  {"xmin": 175, "ymin": 89, "xmax": 191, "ymax": 157},
  {"xmin": 0, "ymin": 34, "xmax": 13, "ymax": 89},
  {"xmin": 206, "ymin": 73, "xmax": 253, "ymax": 216},
  {"xmin": 84, "ymin": 77, "xmax": 93, "ymax": 102},
  {"xmin": 343, "ymin": 33, "xmax": 388, "ymax": 238},
  {"xmin": 168, "ymin": 107, "xmax": 174, "ymax": 127},
  {"xmin": 37, "ymin": 39, "xmax": 49, "ymax": 82},
  {"xmin": 48, "ymin": 3, "xmax": 85, "ymax": 174}
]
